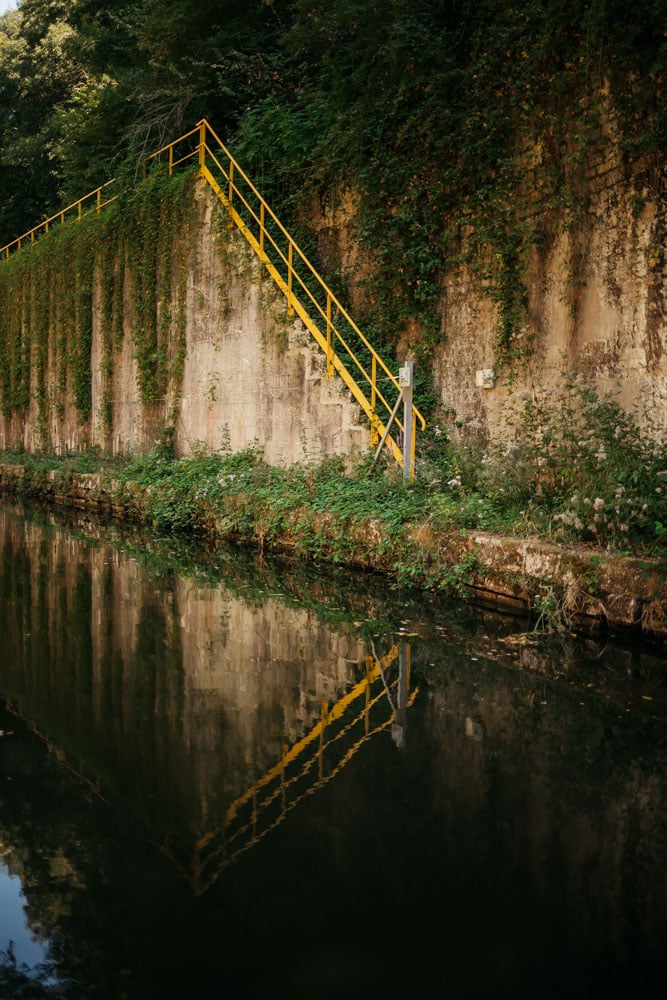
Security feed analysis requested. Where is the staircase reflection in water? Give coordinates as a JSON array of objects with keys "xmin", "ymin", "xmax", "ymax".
[
  {"xmin": 164, "ymin": 643, "xmax": 417, "ymax": 894},
  {"xmin": 2, "ymin": 503, "xmax": 667, "ymax": 997},
  {"xmin": 0, "ymin": 503, "xmax": 418, "ymax": 896}
]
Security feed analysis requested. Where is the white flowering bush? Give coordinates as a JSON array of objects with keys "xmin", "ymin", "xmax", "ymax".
[{"xmin": 478, "ymin": 376, "xmax": 667, "ymax": 549}]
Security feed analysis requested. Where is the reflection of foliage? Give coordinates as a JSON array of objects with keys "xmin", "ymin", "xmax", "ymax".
[{"xmin": 0, "ymin": 933, "xmax": 70, "ymax": 998}]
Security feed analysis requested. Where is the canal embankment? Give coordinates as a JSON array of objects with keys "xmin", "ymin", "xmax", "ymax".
[{"xmin": 1, "ymin": 457, "xmax": 665, "ymax": 643}]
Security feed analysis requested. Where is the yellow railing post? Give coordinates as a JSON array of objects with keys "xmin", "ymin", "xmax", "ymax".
[
  {"xmin": 319, "ymin": 698, "xmax": 328, "ymax": 781},
  {"xmin": 370, "ymin": 356, "xmax": 379, "ymax": 446},
  {"xmin": 326, "ymin": 293, "xmax": 333, "ymax": 379},
  {"xmin": 281, "ymin": 743, "xmax": 287, "ymax": 812},
  {"xmin": 365, "ymin": 655, "xmax": 372, "ymax": 736},
  {"xmin": 198, "ymin": 120, "xmax": 207, "ymax": 182},
  {"xmin": 259, "ymin": 202, "xmax": 265, "ymax": 261},
  {"xmin": 287, "ymin": 241, "xmax": 294, "ymax": 315},
  {"xmin": 96, "ymin": 189, "xmax": 101, "ymax": 214}
]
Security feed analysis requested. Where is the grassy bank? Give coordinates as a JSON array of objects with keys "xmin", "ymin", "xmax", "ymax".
[
  {"xmin": 2, "ymin": 373, "xmax": 666, "ymax": 558},
  {"xmin": 0, "ymin": 426, "xmax": 665, "ymax": 640}
]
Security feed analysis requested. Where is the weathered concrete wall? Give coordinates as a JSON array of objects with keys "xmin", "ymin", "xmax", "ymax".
[
  {"xmin": 171, "ymin": 196, "xmax": 365, "ymax": 464},
  {"xmin": 0, "ymin": 187, "xmax": 366, "ymax": 464},
  {"xmin": 433, "ymin": 158, "xmax": 667, "ymax": 444},
  {"xmin": 311, "ymin": 157, "xmax": 666, "ymax": 447},
  {"xmin": 2, "ymin": 149, "xmax": 664, "ymax": 461}
]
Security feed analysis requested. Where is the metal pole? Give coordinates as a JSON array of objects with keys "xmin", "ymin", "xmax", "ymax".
[
  {"xmin": 287, "ymin": 241, "xmax": 294, "ymax": 315},
  {"xmin": 326, "ymin": 293, "xmax": 333, "ymax": 378},
  {"xmin": 392, "ymin": 642, "xmax": 410, "ymax": 749},
  {"xmin": 198, "ymin": 120, "xmax": 207, "ymax": 182},
  {"xmin": 319, "ymin": 698, "xmax": 328, "ymax": 781},
  {"xmin": 371, "ymin": 356, "xmax": 379, "ymax": 446},
  {"xmin": 400, "ymin": 361, "xmax": 414, "ymax": 484},
  {"xmin": 228, "ymin": 161, "xmax": 234, "ymax": 219}
]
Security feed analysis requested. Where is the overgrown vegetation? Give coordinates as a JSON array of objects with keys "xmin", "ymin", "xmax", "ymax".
[
  {"xmin": 0, "ymin": 212, "xmax": 99, "ymax": 434},
  {"xmin": 2, "ymin": 374, "xmax": 665, "ymax": 570},
  {"xmin": 0, "ymin": 168, "xmax": 196, "ymax": 438},
  {"xmin": 420, "ymin": 374, "xmax": 667, "ymax": 554},
  {"xmin": 1, "ymin": 1, "xmax": 665, "ymax": 365}
]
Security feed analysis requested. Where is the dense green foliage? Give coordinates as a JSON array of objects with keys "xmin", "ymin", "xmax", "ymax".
[{"xmin": 0, "ymin": 0, "xmax": 665, "ymax": 354}]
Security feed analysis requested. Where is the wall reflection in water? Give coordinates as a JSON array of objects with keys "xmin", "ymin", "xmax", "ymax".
[
  {"xmin": 0, "ymin": 506, "xmax": 415, "ymax": 893},
  {"xmin": 0, "ymin": 503, "xmax": 666, "ymax": 997}
]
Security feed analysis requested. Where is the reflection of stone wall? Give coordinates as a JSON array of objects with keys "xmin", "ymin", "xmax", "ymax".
[
  {"xmin": 175, "ymin": 580, "xmax": 365, "ymax": 781},
  {"xmin": 0, "ymin": 508, "xmax": 367, "ymax": 836},
  {"xmin": 88, "ymin": 546, "xmax": 368, "ymax": 816}
]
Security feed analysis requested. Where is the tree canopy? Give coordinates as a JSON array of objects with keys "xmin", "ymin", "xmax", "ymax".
[{"xmin": 0, "ymin": 0, "xmax": 664, "ymax": 344}]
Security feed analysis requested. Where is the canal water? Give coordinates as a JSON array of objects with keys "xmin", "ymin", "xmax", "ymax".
[{"xmin": 0, "ymin": 501, "xmax": 665, "ymax": 999}]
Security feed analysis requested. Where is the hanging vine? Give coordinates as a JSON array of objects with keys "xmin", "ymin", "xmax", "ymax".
[{"xmin": 0, "ymin": 168, "xmax": 197, "ymax": 441}]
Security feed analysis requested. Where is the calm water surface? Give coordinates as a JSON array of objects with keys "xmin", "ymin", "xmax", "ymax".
[{"xmin": 0, "ymin": 501, "xmax": 666, "ymax": 998}]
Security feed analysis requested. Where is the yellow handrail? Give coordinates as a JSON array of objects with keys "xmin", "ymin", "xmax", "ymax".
[
  {"xmin": 0, "ymin": 179, "xmax": 117, "ymax": 259},
  {"xmin": 192, "ymin": 120, "xmax": 425, "ymax": 472},
  {"xmin": 0, "ymin": 119, "xmax": 425, "ymax": 473},
  {"xmin": 143, "ymin": 119, "xmax": 425, "ymax": 471}
]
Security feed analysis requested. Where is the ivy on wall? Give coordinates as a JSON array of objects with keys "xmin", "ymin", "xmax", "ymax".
[
  {"xmin": 0, "ymin": 169, "xmax": 197, "ymax": 444},
  {"xmin": 231, "ymin": 0, "xmax": 667, "ymax": 378}
]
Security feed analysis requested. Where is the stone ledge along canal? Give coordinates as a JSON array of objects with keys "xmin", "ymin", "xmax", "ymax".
[{"xmin": 0, "ymin": 500, "xmax": 666, "ymax": 999}]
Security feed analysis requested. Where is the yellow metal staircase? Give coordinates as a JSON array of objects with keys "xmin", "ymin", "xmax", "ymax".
[{"xmin": 1, "ymin": 120, "xmax": 425, "ymax": 475}]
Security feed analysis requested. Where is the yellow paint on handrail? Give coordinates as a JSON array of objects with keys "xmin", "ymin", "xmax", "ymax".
[
  {"xmin": 0, "ymin": 118, "xmax": 425, "ymax": 471},
  {"xmin": 0, "ymin": 179, "xmax": 117, "ymax": 258},
  {"xmin": 196, "ymin": 122, "xmax": 425, "ymax": 468},
  {"xmin": 201, "ymin": 123, "xmax": 422, "ymax": 410},
  {"xmin": 220, "ymin": 646, "xmax": 399, "ymax": 829}
]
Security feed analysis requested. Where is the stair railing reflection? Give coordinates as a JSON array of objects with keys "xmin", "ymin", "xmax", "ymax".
[
  {"xmin": 162, "ymin": 642, "xmax": 417, "ymax": 894},
  {"xmin": 2, "ymin": 696, "xmax": 106, "ymax": 802}
]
